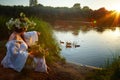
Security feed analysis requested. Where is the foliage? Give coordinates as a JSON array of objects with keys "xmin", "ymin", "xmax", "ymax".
[
  {"xmin": 72, "ymin": 3, "xmax": 81, "ymax": 9},
  {"xmin": 0, "ymin": 16, "xmax": 10, "ymax": 40},
  {"xmin": 0, "ymin": 4, "xmax": 119, "ymax": 27}
]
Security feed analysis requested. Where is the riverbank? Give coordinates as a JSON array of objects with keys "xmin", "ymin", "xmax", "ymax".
[
  {"xmin": 0, "ymin": 59, "xmax": 99, "ymax": 80},
  {"xmin": 0, "ymin": 45, "xmax": 100, "ymax": 80},
  {"xmin": 0, "ymin": 40, "xmax": 101, "ymax": 80}
]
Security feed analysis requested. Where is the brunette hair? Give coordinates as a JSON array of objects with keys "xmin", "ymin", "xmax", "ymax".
[{"xmin": 13, "ymin": 25, "xmax": 26, "ymax": 33}]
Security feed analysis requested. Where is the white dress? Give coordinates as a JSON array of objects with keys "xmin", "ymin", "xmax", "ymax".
[
  {"xmin": 34, "ymin": 56, "xmax": 48, "ymax": 72},
  {"xmin": 24, "ymin": 31, "xmax": 48, "ymax": 72},
  {"xmin": 1, "ymin": 31, "xmax": 38, "ymax": 72}
]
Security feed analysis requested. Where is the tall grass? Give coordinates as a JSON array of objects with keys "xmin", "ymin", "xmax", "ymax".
[
  {"xmin": 29, "ymin": 17, "xmax": 64, "ymax": 63},
  {"xmin": 86, "ymin": 53, "xmax": 120, "ymax": 80}
]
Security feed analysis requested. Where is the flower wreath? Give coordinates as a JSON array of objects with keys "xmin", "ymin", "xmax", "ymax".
[{"xmin": 6, "ymin": 12, "xmax": 36, "ymax": 30}]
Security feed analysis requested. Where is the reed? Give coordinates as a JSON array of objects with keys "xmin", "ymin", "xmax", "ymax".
[{"xmin": 86, "ymin": 52, "xmax": 120, "ymax": 80}]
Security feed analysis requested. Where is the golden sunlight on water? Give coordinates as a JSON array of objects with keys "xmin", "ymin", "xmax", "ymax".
[
  {"xmin": 103, "ymin": 27, "xmax": 120, "ymax": 38},
  {"xmin": 112, "ymin": 27, "xmax": 120, "ymax": 36}
]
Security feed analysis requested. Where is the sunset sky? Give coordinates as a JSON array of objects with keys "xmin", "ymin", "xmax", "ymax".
[{"xmin": 0, "ymin": 0, "xmax": 120, "ymax": 11}]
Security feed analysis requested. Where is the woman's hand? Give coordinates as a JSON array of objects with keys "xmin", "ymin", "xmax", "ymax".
[
  {"xmin": 28, "ymin": 51, "xmax": 34, "ymax": 58},
  {"xmin": 37, "ymin": 32, "xmax": 41, "ymax": 36},
  {"xmin": 29, "ymin": 51, "xmax": 33, "ymax": 54}
]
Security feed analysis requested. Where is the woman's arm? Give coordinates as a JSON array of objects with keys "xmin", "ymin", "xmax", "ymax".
[{"xmin": 24, "ymin": 31, "xmax": 40, "ymax": 46}]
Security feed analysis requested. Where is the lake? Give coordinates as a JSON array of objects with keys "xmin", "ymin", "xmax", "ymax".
[{"xmin": 53, "ymin": 25, "xmax": 120, "ymax": 67}]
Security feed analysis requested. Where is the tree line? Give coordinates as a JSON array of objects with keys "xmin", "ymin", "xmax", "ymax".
[{"xmin": 0, "ymin": 3, "xmax": 120, "ymax": 27}]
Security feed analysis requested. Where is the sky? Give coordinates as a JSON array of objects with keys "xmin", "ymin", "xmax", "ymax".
[{"xmin": 0, "ymin": 0, "xmax": 120, "ymax": 10}]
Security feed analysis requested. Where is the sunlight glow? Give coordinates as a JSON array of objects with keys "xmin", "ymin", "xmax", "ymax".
[
  {"xmin": 113, "ymin": 5, "xmax": 120, "ymax": 13},
  {"xmin": 114, "ymin": 5, "xmax": 120, "ymax": 13},
  {"xmin": 112, "ymin": 11, "xmax": 120, "ymax": 26}
]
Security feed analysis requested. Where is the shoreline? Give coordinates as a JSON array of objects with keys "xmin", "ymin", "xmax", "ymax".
[
  {"xmin": 66, "ymin": 61, "xmax": 102, "ymax": 69},
  {"xmin": 0, "ymin": 60, "xmax": 100, "ymax": 80}
]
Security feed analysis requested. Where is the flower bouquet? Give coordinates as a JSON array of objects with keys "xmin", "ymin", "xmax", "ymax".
[{"xmin": 28, "ymin": 44, "xmax": 49, "ymax": 58}]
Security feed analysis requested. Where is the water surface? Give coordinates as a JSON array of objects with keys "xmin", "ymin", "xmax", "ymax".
[{"xmin": 53, "ymin": 27, "xmax": 120, "ymax": 67}]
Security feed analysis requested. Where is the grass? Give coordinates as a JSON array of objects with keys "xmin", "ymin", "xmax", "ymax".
[
  {"xmin": 28, "ymin": 17, "xmax": 64, "ymax": 63},
  {"xmin": 85, "ymin": 53, "xmax": 120, "ymax": 80}
]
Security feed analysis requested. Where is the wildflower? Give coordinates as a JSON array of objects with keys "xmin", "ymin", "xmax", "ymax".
[{"xmin": 6, "ymin": 12, "xmax": 36, "ymax": 30}]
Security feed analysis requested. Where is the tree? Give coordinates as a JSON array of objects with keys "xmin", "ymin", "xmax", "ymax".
[
  {"xmin": 29, "ymin": 0, "xmax": 38, "ymax": 6},
  {"xmin": 72, "ymin": 3, "xmax": 81, "ymax": 9},
  {"xmin": 82, "ymin": 6, "xmax": 90, "ymax": 11}
]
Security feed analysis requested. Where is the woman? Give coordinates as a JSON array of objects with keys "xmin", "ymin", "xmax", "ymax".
[
  {"xmin": 1, "ymin": 25, "xmax": 39, "ymax": 72},
  {"xmin": 1, "ymin": 13, "xmax": 46, "ymax": 72}
]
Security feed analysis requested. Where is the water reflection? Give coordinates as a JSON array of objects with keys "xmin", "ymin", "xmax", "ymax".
[
  {"xmin": 52, "ymin": 20, "xmax": 120, "ymax": 34},
  {"xmin": 53, "ymin": 26, "xmax": 120, "ymax": 67}
]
